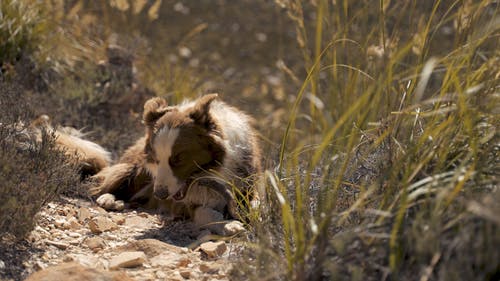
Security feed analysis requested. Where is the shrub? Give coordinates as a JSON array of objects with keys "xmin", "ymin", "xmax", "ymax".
[
  {"xmin": 0, "ymin": 79, "xmax": 79, "ymax": 239},
  {"xmin": 0, "ymin": 0, "xmax": 47, "ymax": 66}
]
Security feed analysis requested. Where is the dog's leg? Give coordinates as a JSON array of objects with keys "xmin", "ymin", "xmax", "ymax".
[
  {"xmin": 89, "ymin": 163, "xmax": 137, "ymax": 211},
  {"xmin": 90, "ymin": 163, "xmax": 136, "ymax": 194},
  {"xmin": 193, "ymin": 206, "xmax": 245, "ymax": 236},
  {"xmin": 96, "ymin": 193, "xmax": 124, "ymax": 211}
]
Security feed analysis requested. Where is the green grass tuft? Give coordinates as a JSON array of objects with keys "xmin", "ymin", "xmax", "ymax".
[{"xmin": 233, "ymin": 1, "xmax": 499, "ymax": 280}]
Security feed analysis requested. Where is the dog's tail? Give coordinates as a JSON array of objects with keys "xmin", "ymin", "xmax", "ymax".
[
  {"xmin": 89, "ymin": 163, "xmax": 153, "ymax": 202},
  {"xmin": 89, "ymin": 163, "xmax": 136, "ymax": 196}
]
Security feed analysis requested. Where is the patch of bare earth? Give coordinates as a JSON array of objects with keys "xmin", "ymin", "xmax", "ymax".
[{"xmin": 3, "ymin": 197, "xmax": 243, "ymax": 281}]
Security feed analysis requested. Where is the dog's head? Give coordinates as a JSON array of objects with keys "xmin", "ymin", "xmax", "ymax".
[{"xmin": 143, "ymin": 94, "xmax": 226, "ymax": 200}]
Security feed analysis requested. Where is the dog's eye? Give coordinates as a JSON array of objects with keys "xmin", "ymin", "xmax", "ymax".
[{"xmin": 169, "ymin": 153, "xmax": 183, "ymax": 167}]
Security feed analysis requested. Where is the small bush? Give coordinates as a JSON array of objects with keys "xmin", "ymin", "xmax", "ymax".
[
  {"xmin": 0, "ymin": 0, "xmax": 47, "ymax": 66},
  {"xmin": 0, "ymin": 79, "xmax": 79, "ymax": 239}
]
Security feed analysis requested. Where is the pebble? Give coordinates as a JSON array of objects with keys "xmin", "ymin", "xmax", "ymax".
[
  {"xmin": 45, "ymin": 240, "xmax": 70, "ymax": 250},
  {"xmin": 85, "ymin": 236, "xmax": 106, "ymax": 251},
  {"xmin": 109, "ymin": 251, "xmax": 147, "ymax": 269},
  {"xmin": 77, "ymin": 207, "xmax": 92, "ymax": 222},
  {"xmin": 179, "ymin": 270, "xmax": 191, "ymax": 279},
  {"xmin": 88, "ymin": 216, "xmax": 117, "ymax": 234},
  {"xmin": 199, "ymin": 241, "xmax": 227, "ymax": 258},
  {"xmin": 24, "ymin": 262, "xmax": 134, "ymax": 281},
  {"xmin": 199, "ymin": 263, "xmax": 219, "ymax": 274}
]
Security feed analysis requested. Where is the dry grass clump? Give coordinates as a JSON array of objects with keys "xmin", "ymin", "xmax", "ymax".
[
  {"xmin": 0, "ymin": 0, "xmax": 47, "ymax": 66},
  {"xmin": 0, "ymin": 80, "xmax": 80, "ymax": 239},
  {"xmin": 233, "ymin": 1, "xmax": 499, "ymax": 280}
]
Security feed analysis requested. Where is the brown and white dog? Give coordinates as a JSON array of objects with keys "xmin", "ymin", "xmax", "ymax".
[{"xmin": 91, "ymin": 94, "xmax": 262, "ymax": 235}]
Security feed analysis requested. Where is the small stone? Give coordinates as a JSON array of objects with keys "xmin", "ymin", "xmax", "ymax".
[
  {"xmin": 109, "ymin": 251, "xmax": 147, "ymax": 269},
  {"xmin": 54, "ymin": 218, "xmax": 69, "ymax": 229},
  {"xmin": 223, "ymin": 220, "xmax": 245, "ymax": 236},
  {"xmin": 35, "ymin": 261, "xmax": 46, "ymax": 270},
  {"xmin": 199, "ymin": 263, "xmax": 219, "ymax": 274},
  {"xmin": 67, "ymin": 232, "xmax": 81, "ymax": 238},
  {"xmin": 62, "ymin": 255, "xmax": 74, "ymax": 262},
  {"xmin": 69, "ymin": 254, "xmax": 100, "ymax": 268},
  {"xmin": 24, "ymin": 262, "xmax": 134, "ymax": 281},
  {"xmin": 124, "ymin": 239, "xmax": 186, "ymax": 257},
  {"xmin": 255, "ymin": 32, "xmax": 267, "ymax": 42},
  {"xmin": 67, "ymin": 218, "xmax": 81, "ymax": 230},
  {"xmin": 178, "ymin": 46, "xmax": 192, "ymax": 58},
  {"xmin": 125, "ymin": 216, "xmax": 151, "ymax": 229},
  {"xmin": 199, "ymin": 241, "xmax": 227, "ymax": 258},
  {"xmin": 149, "ymin": 252, "xmax": 178, "ymax": 268},
  {"xmin": 156, "ymin": 270, "xmax": 167, "ymax": 279},
  {"xmin": 85, "ymin": 236, "xmax": 106, "ymax": 251},
  {"xmin": 77, "ymin": 207, "xmax": 92, "ymax": 222},
  {"xmin": 0, "ymin": 260, "xmax": 5, "ymax": 270},
  {"xmin": 176, "ymin": 258, "xmax": 190, "ymax": 268},
  {"xmin": 110, "ymin": 214, "xmax": 125, "ymax": 225},
  {"xmin": 179, "ymin": 270, "xmax": 191, "ymax": 279},
  {"xmin": 88, "ymin": 216, "xmax": 117, "ymax": 234},
  {"xmin": 45, "ymin": 240, "xmax": 70, "ymax": 250}
]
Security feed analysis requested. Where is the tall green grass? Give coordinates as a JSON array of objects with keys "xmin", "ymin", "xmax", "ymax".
[{"xmin": 234, "ymin": 1, "xmax": 499, "ymax": 280}]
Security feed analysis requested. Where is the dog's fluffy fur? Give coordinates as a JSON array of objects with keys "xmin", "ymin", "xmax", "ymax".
[
  {"xmin": 15, "ymin": 115, "xmax": 111, "ymax": 177},
  {"xmin": 91, "ymin": 94, "xmax": 262, "ymax": 235}
]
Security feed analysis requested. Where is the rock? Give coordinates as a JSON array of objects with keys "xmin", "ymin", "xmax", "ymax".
[
  {"xmin": 109, "ymin": 251, "xmax": 147, "ymax": 269},
  {"xmin": 199, "ymin": 263, "xmax": 219, "ymax": 274},
  {"xmin": 24, "ymin": 262, "xmax": 133, "ymax": 281},
  {"xmin": 179, "ymin": 270, "xmax": 191, "ymax": 279},
  {"xmin": 123, "ymin": 239, "xmax": 186, "ymax": 257},
  {"xmin": 45, "ymin": 240, "xmax": 70, "ymax": 250},
  {"xmin": 85, "ymin": 237, "xmax": 106, "ymax": 252},
  {"xmin": 199, "ymin": 241, "xmax": 227, "ymax": 258},
  {"xmin": 223, "ymin": 220, "xmax": 245, "ymax": 236},
  {"xmin": 176, "ymin": 258, "xmax": 191, "ymax": 268},
  {"xmin": 110, "ymin": 214, "xmax": 125, "ymax": 225},
  {"xmin": 125, "ymin": 216, "xmax": 151, "ymax": 229},
  {"xmin": 88, "ymin": 216, "xmax": 117, "ymax": 234},
  {"xmin": 77, "ymin": 207, "xmax": 92, "ymax": 222},
  {"xmin": 67, "ymin": 217, "xmax": 82, "ymax": 229},
  {"xmin": 54, "ymin": 218, "xmax": 69, "ymax": 229},
  {"xmin": 149, "ymin": 253, "xmax": 178, "ymax": 268},
  {"xmin": 178, "ymin": 46, "xmax": 192, "ymax": 58},
  {"xmin": 155, "ymin": 270, "xmax": 167, "ymax": 279},
  {"xmin": 68, "ymin": 254, "xmax": 101, "ymax": 268}
]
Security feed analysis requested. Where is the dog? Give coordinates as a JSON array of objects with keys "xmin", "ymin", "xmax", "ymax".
[
  {"xmin": 91, "ymin": 94, "xmax": 262, "ymax": 235},
  {"xmin": 12, "ymin": 115, "xmax": 111, "ymax": 177}
]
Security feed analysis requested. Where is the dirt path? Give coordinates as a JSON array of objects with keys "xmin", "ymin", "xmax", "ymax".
[{"xmin": 11, "ymin": 197, "xmax": 243, "ymax": 281}]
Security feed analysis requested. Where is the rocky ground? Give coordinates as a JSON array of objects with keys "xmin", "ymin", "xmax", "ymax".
[{"xmin": 1, "ymin": 196, "xmax": 245, "ymax": 281}]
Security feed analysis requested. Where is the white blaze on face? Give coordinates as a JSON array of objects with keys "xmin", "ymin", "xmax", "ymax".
[{"xmin": 153, "ymin": 127, "xmax": 182, "ymax": 197}]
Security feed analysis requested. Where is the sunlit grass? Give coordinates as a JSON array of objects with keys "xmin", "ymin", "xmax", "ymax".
[{"xmin": 234, "ymin": 1, "xmax": 499, "ymax": 280}]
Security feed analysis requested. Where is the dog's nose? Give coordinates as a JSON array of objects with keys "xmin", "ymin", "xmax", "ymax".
[{"xmin": 154, "ymin": 185, "xmax": 169, "ymax": 199}]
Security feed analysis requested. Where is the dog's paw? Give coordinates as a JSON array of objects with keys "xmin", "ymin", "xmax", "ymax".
[
  {"xmin": 96, "ymin": 193, "xmax": 124, "ymax": 211},
  {"xmin": 223, "ymin": 220, "xmax": 245, "ymax": 236}
]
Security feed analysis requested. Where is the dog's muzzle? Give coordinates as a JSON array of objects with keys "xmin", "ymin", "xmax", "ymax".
[{"xmin": 153, "ymin": 185, "xmax": 169, "ymax": 200}]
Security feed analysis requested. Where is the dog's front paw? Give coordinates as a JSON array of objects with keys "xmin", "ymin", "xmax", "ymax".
[
  {"xmin": 96, "ymin": 193, "xmax": 124, "ymax": 211},
  {"xmin": 223, "ymin": 220, "xmax": 245, "ymax": 236}
]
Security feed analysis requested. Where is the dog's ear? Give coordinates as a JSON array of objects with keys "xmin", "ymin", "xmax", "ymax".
[
  {"xmin": 143, "ymin": 97, "xmax": 169, "ymax": 127},
  {"xmin": 189, "ymin": 93, "xmax": 218, "ymax": 128}
]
